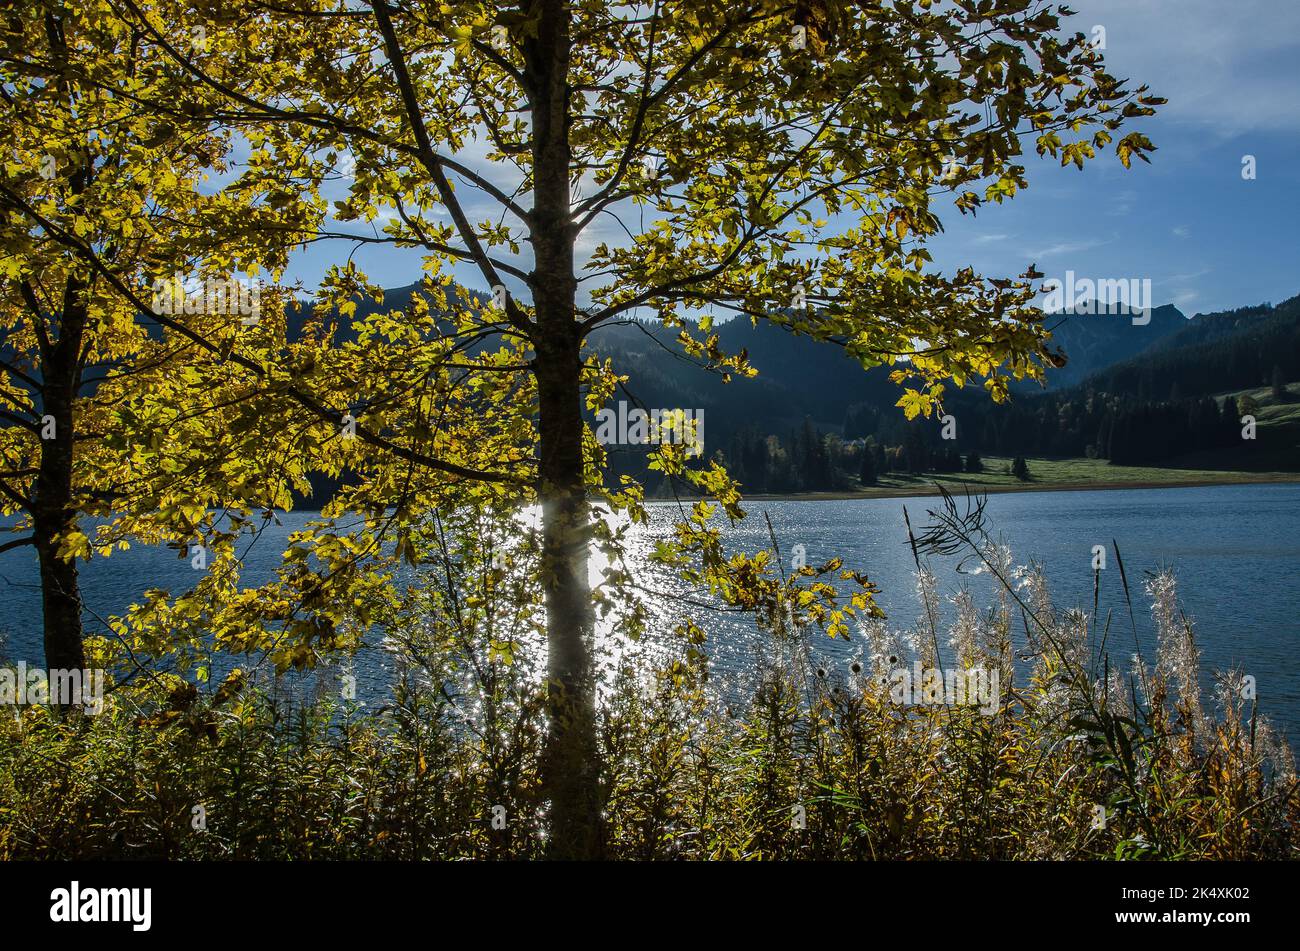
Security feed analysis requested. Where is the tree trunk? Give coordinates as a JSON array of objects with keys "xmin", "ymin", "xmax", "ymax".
[
  {"xmin": 534, "ymin": 334, "xmax": 603, "ymax": 859},
  {"xmin": 526, "ymin": 0, "xmax": 604, "ymax": 859},
  {"xmin": 33, "ymin": 493, "xmax": 86, "ymax": 678},
  {"xmin": 32, "ymin": 285, "xmax": 88, "ymax": 685}
]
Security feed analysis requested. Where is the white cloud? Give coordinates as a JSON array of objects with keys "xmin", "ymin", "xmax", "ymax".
[
  {"xmin": 1068, "ymin": 0, "xmax": 1300, "ymax": 135},
  {"xmin": 1105, "ymin": 189, "xmax": 1137, "ymax": 217},
  {"xmin": 1165, "ymin": 267, "xmax": 1212, "ymax": 283},
  {"xmin": 1023, "ymin": 238, "xmax": 1110, "ymax": 259}
]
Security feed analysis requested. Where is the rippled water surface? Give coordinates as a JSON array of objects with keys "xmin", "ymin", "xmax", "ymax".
[{"xmin": 2, "ymin": 483, "xmax": 1297, "ymax": 735}]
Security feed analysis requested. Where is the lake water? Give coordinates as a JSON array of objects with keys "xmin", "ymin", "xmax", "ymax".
[{"xmin": 2, "ymin": 483, "xmax": 1298, "ymax": 739}]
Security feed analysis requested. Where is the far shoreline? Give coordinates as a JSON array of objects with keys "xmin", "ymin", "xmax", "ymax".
[
  {"xmin": 730, "ymin": 473, "xmax": 1300, "ymax": 503},
  {"xmin": 275, "ymin": 471, "xmax": 1300, "ymax": 513}
]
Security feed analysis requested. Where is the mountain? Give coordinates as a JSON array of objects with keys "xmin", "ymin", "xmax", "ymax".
[
  {"xmin": 1033, "ymin": 302, "xmax": 1187, "ymax": 389},
  {"xmin": 586, "ymin": 319, "xmax": 900, "ymax": 437},
  {"xmin": 1074, "ymin": 294, "xmax": 1300, "ymax": 400},
  {"xmin": 585, "ymin": 299, "xmax": 1193, "ymax": 438},
  {"xmin": 284, "ymin": 281, "xmax": 1190, "ymax": 413},
  {"xmin": 283, "ymin": 281, "xmax": 1300, "ymax": 496},
  {"xmin": 284, "ymin": 282, "xmax": 486, "ymax": 344}
]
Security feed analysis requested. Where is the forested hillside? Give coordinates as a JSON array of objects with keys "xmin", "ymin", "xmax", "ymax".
[
  {"xmin": 292, "ymin": 286, "xmax": 1300, "ymax": 499},
  {"xmin": 1079, "ymin": 295, "xmax": 1300, "ymax": 399},
  {"xmin": 596, "ymin": 292, "xmax": 1300, "ymax": 491},
  {"xmin": 903, "ymin": 294, "xmax": 1300, "ymax": 470}
]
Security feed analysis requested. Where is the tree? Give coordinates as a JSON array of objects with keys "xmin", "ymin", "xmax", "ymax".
[
  {"xmin": 858, "ymin": 443, "xmax": 877, "ymax": 486},
  {"xmin": 101, "ymin": 0, "xmax": 1160, "ymax": 856},
  {"xmin": 1011, "ymin": 456, "xmax": 1031, "ymax": 481},
  {"xmin": 1221, "ymin": 394, "xmax": 1241, "ymax": 447},
  {"xmin": 1272, "ymin": 365, "xmax": 1288, "ymax": 401},
  {"xmin": 964, "ymin": 451, "xmax": 983, "ymax": 474},
  {"xmin": 0, "ymin": 3, "xmax": 313, "ymax": 684},
  {"xmin": 902, "ymin": 425, "xmax": 929, "ymax": 474},
  {"xmin": 798, "ymin": 417, "xmax": 833, "ymax": 488}
]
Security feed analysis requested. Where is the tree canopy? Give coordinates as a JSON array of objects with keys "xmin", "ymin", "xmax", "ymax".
[{"xmin": 2, "ymin": 0, "xmax": 1160, "ymax": 856}]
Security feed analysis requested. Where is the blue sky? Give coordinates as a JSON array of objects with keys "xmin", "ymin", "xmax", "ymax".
[
  {"xmin": 282, "ymin": 0, "xmax": 1300, "ymax": 318},
  {"xmin": 930, "ymin": 0, "xmax": 1300, "ymax": 316}
]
